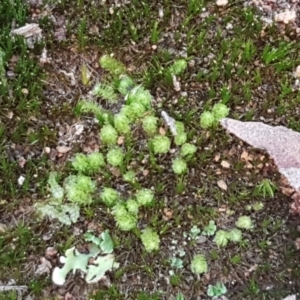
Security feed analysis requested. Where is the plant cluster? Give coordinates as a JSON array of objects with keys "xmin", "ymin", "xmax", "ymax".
[{"xmin": 200, "ymin": 103, "xmax": 230, "ymax": 129}]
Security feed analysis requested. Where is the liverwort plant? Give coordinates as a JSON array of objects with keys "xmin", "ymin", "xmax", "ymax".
[
  {"xmin": 52, "ymin": 231, "xmax": 118, "ymax": 286},
  {"xmin": 123, "ymin": 170, "xmax": 137, "ymax": 183},
  {"xmin": 174, "ymin": 131, "xmax": 187, "ymax": 146}
]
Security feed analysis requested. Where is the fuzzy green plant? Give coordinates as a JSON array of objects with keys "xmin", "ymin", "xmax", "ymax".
[
  {"xmin": 114, "ymin": 113, "xmax": 131, "ymax": 134},
  {"xmin": 180, "ymin": 143, "xmax": 197, "ymax": 158},
  {"xmin": 106, "ymin": 147, "xmax": 124, "ymax": 167},
  {"xmin": 213, "ymin": 230, "xmax": 229, "ymax": 248},
  {"xmin": 175, "ymin": 121, "xmax": 185, "ymax": 133},
  {"xmin": 92, "ymin": 83, "xmax": 118, "ymax": 103},
  {"xmin": 211, "ymin": 103, "xmax": 229, "ymax": 121},
  {"xmin": 172, "ymin": 158, "xmax": 187, "ymax": 175},
  {"xmin": 122, "ymin": 170, "xmax": 137, "ymax": 183},
  {"xmin": 136, "ymin": 188, "xmax": 154, "ymax": 206},
  {"xmin": 87, "ymin": 152, "xmax": 106, "ymax": 170},
  {"xmin": 174, "ymin": 132, "xmax": 187, "ymax": 146},
  {"xmin": 235, "ymin": 216, "xmax": 253, "ymax": 229},
  {"xmin": 142, "ymin": 115, "xmax": 158, "ymax": 136},
  {"xmin": 227, "ymin": 228, "xmax": 242, "ymax": 243},
  {"xmin": 200, "ymin": 111, "xmax": 215, "ymax": 129},
  {"xmin": 76, "ymin": 100, "xmax": 108, "ymax": 121},
  {"xmin": 99, "ymin": 54, "xmax": 126, "ymax": 76},
  {"xmin": 100, "ymin": 124, "xmax": 118, "ymax": 146},
  {"xmin": 100, "ymin": 187, "xmax": 119, "ymax": 207},
  {"xmin": 112, "ymin": 204, "xmax": 137, "ymax": 231},
  {"xmin": 167, "ymin": 59, "xmax": 187, "ymax": 75},
  {"xmin": 140, "ymin": 227, "xmax": 160, "ymax": 252},
  {"xmin": 253, "ymin": 201, "xmax": 264, "ymax": 211},
  {"xmin": 120, "ymin": 102, "xmax": 146, "ymax": 122},
  {"xmin": 151, "ymin": 135, "xmax": 171, "ymax": 154},
  {"xmin": 118, "ymin": 75, "xmax": 135, "ymax": 95},
  {"xmin": 72, "ymin": 152, "xmax": 105, "ymax": 173},
  {"xmin": 190, "ymin": 254, "xmax": 208, "ymax": 274},
  {"xmin": 64, "ymin": 175, "xmax": 96, "ymax": 205},
  {"xmin": 126, "ymin": 198, "xmax": 140, "ymax": 215},
  {"xmin": 126, "ymin": 85, "xmax": 152, "ymax": 109}
]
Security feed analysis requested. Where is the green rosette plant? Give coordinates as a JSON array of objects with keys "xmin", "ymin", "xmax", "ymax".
[
  {"xmin": 106, "ymin": 147, "xmax": 124, "ymax": 167},
  {"xmin": 136, "ymin": 188, "xmax": 154, "ymax": 206},
  {"xmin": 200, "ymin": 111, "xmax": 215, "ymax": 129},
  {"xmin": 140, "ymin": 227, "xmax": 160, "ymax": 252},
  {"xmin": 114, "ymin": 113, "xmax": 131, "ymax": 135},
  {"xmin": 212, "ymin": 103, "xmax": 229, "ymax": 121},
  {"xmin": 190, "ymin": 254, "xmax": 208, "ymax": 274},
  {"xmin": 142, "ymin": 115, "xmax": 158, "ymax": 136},
  {"xmin": 172, "ymin": 158, "xmax": 187, "ymax": 175},
  {"xmin": 180, "ymin": 143, "xmax": 197, "ymax": 158},
  {"xmin": 64, "ymin": 175, "xmax": 96, "ymax": 205},
  {"xmin": 151, "ymin": 135, "xmax": 171, "ymax": 154},
  {"xmin": 100, "ymin": 187, "xmax": 119, "ymax": 207},
  {"xmin": 100, "ymin": 124, "xmax": 118, "ymax": 146}
]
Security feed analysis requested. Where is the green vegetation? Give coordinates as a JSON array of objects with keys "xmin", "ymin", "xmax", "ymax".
[{"xmin": 1, "ymin": 0, "xmax": 300, "ymax": 299}]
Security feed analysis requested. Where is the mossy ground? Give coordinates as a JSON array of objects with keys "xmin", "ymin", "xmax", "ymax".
[{"xmin": 0, "ymin": 0, "xmax": 300, "ymax": 299}]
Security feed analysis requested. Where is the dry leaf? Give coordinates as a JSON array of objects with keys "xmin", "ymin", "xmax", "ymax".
[
  {"xmin": 241, "ymin": 150, "xmax": 249, "ymax": 161},
  {"xmin": 214, "ymin": 153, "xmax": 221, "ymax": 162},
  {"xmin": 35, "ymin": 257, "xmax": 52, "ymax": 276},
  {"xmin": 56, "ymin": 146, "xmax": 71, "ymax": 153},
  {"xmin": 163, "ymin": 208, "xmax": 173, "ymax": 220},
  {"xmin": 117, "ymin": 136, "xmax": 125, "ymax": 145},
  {"xmin": 18, "ymin": 157, "xmax": 26, "ymax": 168},
  {"xmin": 221, "ymin": 160, "xmax": 230, "ymax": 168},
  {"xmin": 143, "ymin": 169, "xmax": 149, "ymax": 176},
  {"xmin": 159, "ymin": 127, "xmax": 166, "ymax": 135},
  {"xmin": 216, "ymin": 0, "xmax": 228, "ymax": 6},
  {"xmin": 217, "ymin": 179, "xmax": 227, "ymax": 191}
]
